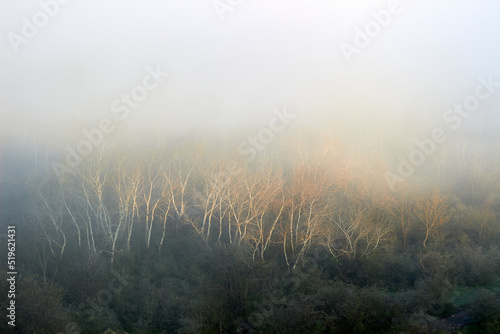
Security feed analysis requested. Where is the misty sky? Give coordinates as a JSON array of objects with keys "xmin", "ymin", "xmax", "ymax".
[{"xmin": 1, "ymin": 0, "xmax": 500, "ymax": 151}]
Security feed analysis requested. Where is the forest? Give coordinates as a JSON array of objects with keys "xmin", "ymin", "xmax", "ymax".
[
  {"xmin": 1, "ymin": 131, "xmax": 500, "ymax": 334},
  {"xmin": 2, "ymin": 0, "xmax": 500, "ymax": 333}
]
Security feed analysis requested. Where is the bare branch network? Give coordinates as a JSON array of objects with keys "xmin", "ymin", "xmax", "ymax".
[{"xmin": 32, "ymin": 138, "xmax": 452, "ymax": 271}]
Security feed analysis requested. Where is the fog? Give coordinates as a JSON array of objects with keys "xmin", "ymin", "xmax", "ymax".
[
  {"xmin": 2, "ymin": 0, "xmax": 500, "ymax": 146},
  {"xmin": 2, "ymin": 1, "xmax": 500, "ymax": 333},
  {"xmin": 2, "ymin": 0, "xmax": 500, "ymax": 239}
]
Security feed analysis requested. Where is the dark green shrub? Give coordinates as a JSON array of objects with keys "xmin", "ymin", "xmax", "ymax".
[
  {"xmin": 468, "ymin": 290, "xmax": 500, "ymax": 333},
  {"xmin": 455, "ymin": 246, "xmax": 498, "ymax": 286},
  {"xmin": 1, "ymin": 274, "xmax": 70, "ymax": 334}
]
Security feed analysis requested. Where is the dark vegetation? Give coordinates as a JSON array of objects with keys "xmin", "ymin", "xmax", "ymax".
[{"xmin": 1, "ymin": 135, "xmax": 500, "ymax": 333}]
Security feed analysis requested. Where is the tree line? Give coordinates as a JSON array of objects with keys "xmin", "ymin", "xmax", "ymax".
[{"xmin": 31, "ymin": 138, "xmax": 460, "ymax": 274}]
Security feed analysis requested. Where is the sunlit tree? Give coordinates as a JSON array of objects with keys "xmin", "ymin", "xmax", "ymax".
[{"xmin": 414, "ymin": 190, "xmax": 450, "ymax": 247}]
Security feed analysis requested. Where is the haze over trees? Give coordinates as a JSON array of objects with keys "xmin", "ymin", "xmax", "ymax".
[
  {"xmin": 1, "ymin": 128, "xmax": 500, "ymax": 333},
  {"xmin": 2, "ymin": 1, "xmax": 500, "ymax": 333}
]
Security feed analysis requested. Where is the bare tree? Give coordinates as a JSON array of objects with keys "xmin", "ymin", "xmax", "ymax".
[
  {"xmin": 414, "ymin": 191, "xmax": 450, "ymax": 247},
  {"xmin": 324, "ymin": 208, "xmax": 389, "ymax": 260},
  {"xmin": 157, "ymin": 164, "xmax": 175, "ymax": 255},
  {"xmin": 33, "ymin": 175, "xmax": 67, "ymax": 259},
  {"xmin": 468, "ymin": 205, "xmax": 497, "ymax": 244},
  {"xmin": 388, "ymin": 190, "xmax": 415, "ymax": 251},
  {"xmin": 140, "ymin": 156, "xmax": 164, "ymax": 250},
  {"xmin": 76, "ymin": 154, "xmax": 127, "ymax": 268},
  {"xmin": 189, "ymin": 159, "xmax": 226, "ymax": 245},
  {"xmin": 111, "ymin": 156, "xmax": 142, "ymax": 252},
  {"xmin": 244, "ymin": 164, "xmax": 285, "ymax": 261},
  {"xmin": 221, "ymin": 167, "xmax": 257, "ymax": 246},
  {"xmin": 282, "ymin": 159, "xmax": 334, "ymax": 270}
]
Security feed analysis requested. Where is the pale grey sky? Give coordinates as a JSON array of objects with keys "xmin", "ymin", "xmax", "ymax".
[{"xmin": 1, "ymin": 0, "xmax": 500, "ymax": 148}]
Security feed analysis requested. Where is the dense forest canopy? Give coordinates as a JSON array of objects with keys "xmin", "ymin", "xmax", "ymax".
[{"xmin": 1, "ymin": 129, "xmax": 500, "ymax": 333}]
